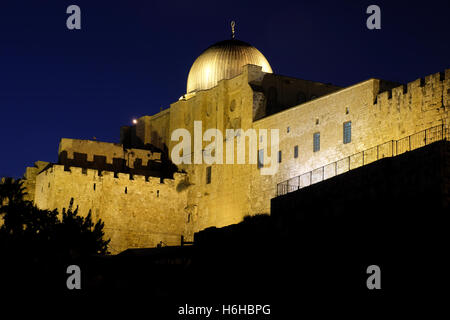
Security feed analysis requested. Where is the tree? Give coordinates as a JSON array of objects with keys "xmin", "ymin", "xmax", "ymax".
[
  {"xmin": 0, "ymin": 177, "xmax": 110, "ymax": 293},
  {"xmin": 55, "ymin": 198, "xmax": 110, "ymax": 257},
  {"xmin": 0, "ymin": 177, "xmax": 27, "ymax": 205},
  {"xmin": 0, "ymin": 178, "xmax": 110, "ymax": 258}
]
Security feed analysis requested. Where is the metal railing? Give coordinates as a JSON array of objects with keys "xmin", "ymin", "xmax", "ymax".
[{"xmin": 276, "ymin": 124, "xmax": 448, "ymax": 197}]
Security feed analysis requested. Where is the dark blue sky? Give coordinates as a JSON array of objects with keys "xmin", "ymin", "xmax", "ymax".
[{"xmin": 0, "ymin": 0, "xmax": 448, "ymax": 178}]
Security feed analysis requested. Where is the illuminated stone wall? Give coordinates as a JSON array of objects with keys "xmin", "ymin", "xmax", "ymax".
[
  {"xmin": 58, "ymin": 138, "xmax": 162, "ymax": 168},
  {"xmin": 22, "ymin": 161, "xmax": 50, "ymax": 202},
  {"xmin": 136, "ymin": 109, "xmax": 171, "ymax": 151},
  {"xmin": 168, "ymin": 66, "xmax": 257, "ymax": 232},
  {"xmin": 138, "ymin": 66, "xmax": 337, "ymax": 232},
  {"xmin": 271, "ymin": 140, "xmax": 450, "ymax": 227},
  {"xmin": 251, "ymin": 70, "xmax": 449, "ymax": 214},
  {"xmin": 144, "ymin": 66, "xmax": 449, "ymax": 231},
  {"xmin": 23, "ymin": 66, "xmax": 450, "ymax": 253},
  {"xmin": 34, "ymin": 165, "xmax": 189, "ymax": 254}
]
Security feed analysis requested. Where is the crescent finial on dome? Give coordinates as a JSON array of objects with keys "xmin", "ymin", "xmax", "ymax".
[{"xmin": 231, "ymin": 21, "xmax": 236, "ymax": 39}]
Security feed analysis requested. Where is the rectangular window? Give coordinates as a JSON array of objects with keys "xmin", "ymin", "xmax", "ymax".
[
  {"xmin": 343, "ymin": 121, "xmax": 352, "ymax": 144},
  {"xmin": 313, "ymin": 132, "xmax": 320, "ymax": 152},
  {"xmin": 278, "ymin": 150, "xmax": 282, "ymax": 163},
  {"xmin": 206, "ymin": 166, "xmax": 212, "ymax": 184},
  {"xmin": 294, "ymin": 145, "xmax": 298, "ymax": 158},
  {"xmin": 258, "ymin": 149, "xmax": 264, "ymax": 169}
]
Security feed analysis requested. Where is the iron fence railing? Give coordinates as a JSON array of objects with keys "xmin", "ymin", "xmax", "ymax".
[{"xmin": 276, "ymin": 124, "xmax": 448, "ymax": 197}]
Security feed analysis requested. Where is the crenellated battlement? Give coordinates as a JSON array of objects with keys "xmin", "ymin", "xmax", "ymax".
[
  {"xmin": 58, "ymin": 138, "xmax": 162, "ymax": 166},
  {"xmin": 56, "ymin": 138, "xmax": 170, "ymax": 178},
  {"xmin": 34, "ymin": 164, "xmax": 189, "ymax": 254},
  {"xmin": 24, "ymin": 65, "xmax": 449, "ymax": 255},
  {"xmin": 374, "ymin": 70, "xmax": 449, "ymax": 113},
  {"xmin": 43, "ymin": 164, "xmax": 187, "ymax": 186}
]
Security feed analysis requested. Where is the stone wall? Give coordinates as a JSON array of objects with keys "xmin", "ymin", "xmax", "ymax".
[
  {"xmin": 25, "ymin": 66, "xmax": 450, "ymax": 254},
  {"xmin": 251, "ymin": 69, "xmax": 449, "ymax": 214},
  {"xmin": 165, "ymin": 66, "xmax": 259, "ymax": 233},
  {"xmin": 59, "ymin": 138, "xmax": 161, "ymax": 167},
  {"xmin": 271, "ymin": 140, "xmax": 449, "ymax": 226},
  {"xmin": 22, "ymin": 161, "xmax": 50, "ymax": 202},
  {"xmin": 141, "ymin": 66, "xmax": 449, "ymax": 235},
  {"xmin": 34, "ymin": 165, "xmax": 190, "ymax": 254},
  {"xmin": 132, "ymin": 109, "xmax": 171, "ymax": 151},
  {"xmin": 251, "ymin": 72, "xmax": 342, "ymax": 120},
  {"xmin": 58, "ymin": 138, "xmax": 165, "ymax": 178}
]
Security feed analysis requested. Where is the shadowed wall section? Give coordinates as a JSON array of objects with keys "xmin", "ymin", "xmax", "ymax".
[{"xmin": 34, "ymin": 165, "xmax": 190, "ymax": 254}]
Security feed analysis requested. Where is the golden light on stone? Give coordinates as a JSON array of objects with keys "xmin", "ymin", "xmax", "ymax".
[
  {"xmin": 186, "ymin": 39, "xmax": 273, "ymax": 93},
  {"xmin": 20, "ymin": 16, "xmax": 449, "ymax": 255}
]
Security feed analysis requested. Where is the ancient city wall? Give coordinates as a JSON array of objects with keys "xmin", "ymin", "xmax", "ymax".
[
  {"xmin": 251, "ymin": 72, "xmax": 342, "ymax": 120},
  {"xmin": 271, "ymin": 140, "xmax": 450, "ymax": 225},
  {"xmin": 59, "ymin": 138, "xmax": 161, "ymax": 168},
  {"xmin": 121, "ymin": 66, "xmax": 450, "ymax": 237},
  {"xmin": 22, "ymin": 161, "xmax": 50, "ymax": 202},
  {"xmin": 34, "ymin": 165, "xmax": 190, "ymax": 254},
  {"xmin": 251, "ymin": 69, "xmax": 449, "ymax": 214},
  {"xmin": 165, "ymin": 67, "xmax": 259, "ymax": 232},
  {"xmin": 371, "ymin": 71, "xmax": 448, "ymax": 141}
]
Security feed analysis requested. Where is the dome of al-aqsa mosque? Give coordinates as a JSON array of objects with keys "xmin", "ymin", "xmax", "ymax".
[{"xmin": 186, "ymin": 37, "xmax": 273, "ymax": 94}]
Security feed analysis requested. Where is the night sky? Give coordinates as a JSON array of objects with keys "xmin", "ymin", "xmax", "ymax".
[{"xmin": 0, "ymin": 0, "xmax": 448, "ymax": 178}]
